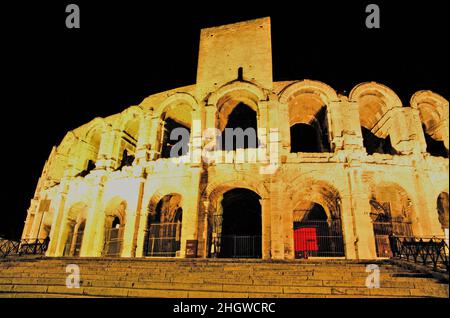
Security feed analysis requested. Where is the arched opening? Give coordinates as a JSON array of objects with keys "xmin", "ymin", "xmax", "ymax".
[
  {"xmin": 293, "ymin": 200, "xmax": 344, "ymax": 258},
  {"xmin": 290, "ymin": 123, "xmax": 322, "ymax": 153},
  {"xmin": 422, "ymin": 124, "xmax": 448, "ymax": 158},
  {"xmin": 212, "ymin": 188, "xmax": 262, "ymax": 258},
  {"xmin": 361, "ymin": 127, "xmax": 397, "ymax": 155},
  {"xmin": 144, "ymin": 194, "xmax": 183, "ymax": 257},
  {"xmin": 62, "ymin": 202, "xmax": 87, "ymax": 256},
  {"xmin": 356, "ymin": 92, "xmax": 398, "ymax": 155},
  {"xmin": 220, "ymin": 103, "xmax": 258, "ymax": 150},
  {"xmin": 116, "ymin": 115, "xmax": 140, "ymax": 170},
  {"xmin": 75, "ymin": 124, "xmax": 103, "ymax": 177},
  {"xmin": 159, "ymin": 104, "xmax": 192, "ymax": 159},
  {"xmin": 103, "ymin": 198, "xmax": 126, "ymax": 257},
  {"xmin": 288, "ymin": 93, "xmax": 330, "ymax": 153},
  {"xmin": 370, "ymin": 183, "xmax": 414, "ymax": 257},
  {"xmin": 437, "ymin": 192, "xmax": 449, "ymax": 232},
  {"xmin": 411, "ymin": 92, "xmax": 449, "ymax": 158}
]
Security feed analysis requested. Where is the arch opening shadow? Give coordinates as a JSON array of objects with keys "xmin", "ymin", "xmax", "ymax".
[{"xmin": 215, "ymin": 188, "xmax": 262, "ymax": 258}]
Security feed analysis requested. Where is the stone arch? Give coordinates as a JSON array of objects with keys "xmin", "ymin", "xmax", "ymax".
[
  {"xmin": 144, "ymin": 191, "xmax": 183, "ymax": 257},
  {"xmin": 278, "ymin": 79, "xmax": 339, "ymax": 105},
  {"xmin": 369, "ymin": 182, "xmax": 414, "ymax": 223},
  {"xmin": 288, "ymin": 179, "xmax": 345, "ymax": 258},
  {"xmin": 75, "ymin": 118, "xmax": 106, "ymax": 175},
  {"xmin": 369, "ymin": 181, "xmax": 416, "ymax": 257},
  {"xmin": 114, "ymin": 107, "xmax": 143, "ymax": 169},
  {"xmin": 279, "ymin": 80, "xmax": 338, "ymax": 153},
  {"xmin": 207, "ymin": 81, "xmax": 267, "ymax": 110},
  {"xmin": 205, "ymin": 182, "xmax": 263, "ymax": 258},
  {"xmin": 62, "ymin": 201, "xmax": 88, "ymax": 256},
  {"xmin": 207, "ymin": 82, "xmax": 267, "ymax": 136},
  {"xmin": 350, "ymin": 82, "xmax": 403, "ymax": 155},
  {"xmin": 289, "ymin": 179, "xmax": 342, "ymax": 221},
  {"xmin": 204, "ymin": 177, "xmax": 267, "ymax": 207},
  {"xmin": 155, "ymin": 92, "xmax": 200, "ymax": 117},
  {"xmin": 155, "ymin": 94, "xmax": 198, "ymax": 159},
  {"xmin": 410, "ymin": 90, "xmax": 449, "ymax": 157},
  {"xmin": 102, "ymin": 196, "xmax": 127, "ymax": 256}
]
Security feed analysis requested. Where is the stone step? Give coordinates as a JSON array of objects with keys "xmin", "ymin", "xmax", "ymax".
[
  {"xmin": 1, "ymin": 275, "xmax": 444, "ymax": 288},
  {"xmin": 0, "ymin": 258, "xmax": 446, "ymax": 298},
  {"xmin": 1, "ymin": 283, "xmax": 446, "ymax": 298}
]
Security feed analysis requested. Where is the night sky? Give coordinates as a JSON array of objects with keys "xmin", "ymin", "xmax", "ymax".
[{"xmin": 1, "ymin": 1, "xmax": 448, "ymax": 239}]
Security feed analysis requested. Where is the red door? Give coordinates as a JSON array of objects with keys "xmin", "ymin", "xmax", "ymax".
[{"xmin": 294, "ymin": 227, "xmax": 318, "ymax": 258}]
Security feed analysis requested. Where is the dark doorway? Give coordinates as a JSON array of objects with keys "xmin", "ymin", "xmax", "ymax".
[
  {"xmin": 362, "ymin": 127, "xmax": 398, "ymax": 155},
  {"xmin": 144, "ymin": 194, "xmax": 183, "ymax": 257},
  {"xmin": 161, "ymin": 118, "xmax": 190, "ymax": 158},
  {"xmin": 290, "ymin": 123, "xmax": 321, "ymax": 152},
  {"xmin": 221, "ymin": 103, "xmax": 258, "ymax": 151},
  {"xmin": 293, "ymin": 203, "xmax": 344, "ymax": 258},
  {"xmin": 290, "ymin": 108, "xmax": 330, "ymax": 153},
  {"xmin": 217, "ymin": 188, "xmax": 261, "ymax": 258},
  {"xmin": 422, "ymin": 125, "xmax": 448, "ymax": 158}
]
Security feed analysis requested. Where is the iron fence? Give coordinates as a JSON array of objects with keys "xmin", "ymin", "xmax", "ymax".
[
  {"xmin": 103, "ymin": 226, "xmax": 124, "ymax": 257},
  {"xmin": 0, "ymin": 239, "xmax": 20, "ymax": 257},
  {"xmin": 390, "ymin": 236, "xmax": 449, "ymax": 272},
  {"xmin": 218, "ymin": 235, "xmax": 262, "ymax": 258},
  {"xmin": 293, "ymin": 220, "xmax": 345, "ymax": 258},
  {"xmin": 373, "ymin": 221, "xmax": 413, "ymax": 257},
  {"xmin": 144, "ymin": 222, "xmax": 181, "ymax": 257}
]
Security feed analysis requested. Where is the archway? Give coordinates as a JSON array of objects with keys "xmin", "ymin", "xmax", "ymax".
[
  {"xmin": 144, "ymin": 194, "xmax": 183, "ymax": 257},
  {"xmin": 158, "ymin": 104, "xmax": 192, "ymax": 159},
  {"xmin": 411, "ymin": 91, "xmax": 449, "ymax": 158},
  {"xmin": 116, "ymin": 112, "xmax": 140, "ymax": 170},
  {"xmin": 369, "ymin": 183, "xmax": 414, "ymax": 257},
  {"xmin": 102, "ymin": 197, "xmax": 126, "ymax": 257},
  {"xmin": 62, "ymin": 202, "xmax": 87, "ymax": 256},
  {"xmin": 220, "ymin": 103, "xmax": 258, "ymax": 150},
  {"xmin": 350, "ymin": 82, "xmax": 401, "ymax": 155},
  {"xmin": 293, "ymin": 200, "xmax": 344, "ymax": 258},
  {"xmin": 437, "ymin": 192, "xmax": 449, "ymax": 232},
  {"xmin": 213, "ymin": 188, "xmax": 262, "ymax": 258},
  {"xmin": 288, "ymin": 94, "xmax": 330, "ymax": 153},
  {"xmin": 75, "ymin": 121, "xmax": 103, "ymax": 177}
]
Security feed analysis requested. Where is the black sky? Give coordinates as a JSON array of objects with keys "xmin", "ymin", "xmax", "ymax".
[{"xmin": 1, "ymin": 1, "xmax": 448, "ymax": 239}]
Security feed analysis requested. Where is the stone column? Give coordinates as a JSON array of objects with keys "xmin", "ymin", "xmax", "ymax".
[
  {"xmin": 276, "ymin": 100, "xmax": 290, "ymax": 155},
  {"xmin": 96, "ymin": 125, "xmax": 116, "ymax": 170},
  {"xmin": 258, "ymin": 101, "xmax": 269, "ymax": 163},
  {"xmin": 345, "ymin": 166, "xmax": 378, "ymax": 259},
  {"xmin": 80, "ymin": 175, "xmax": 106, "ymax": 257},
  {"xmin": 269, "ymin": 182, "xmax": 284, "ymax": 260},
  {"xmin": 340, "ymin": 98, "xmax": 365, "ymax": 151},
  {"xmin": 179, "ymin": 169, "xmax": 202, "ymax": 257},
  {"xmin": 148, "ymin": 116, "xmax": 163, "ymax": 160},
  {"xmin": 410, "ymin": 169, "xmax": 443, "ymax": 236},
  {"xmin": 135, "ymin": 112, "xmax": 152, "ymax": 165},
  {"xmin": 260, "ymin": 197, "xmax": 271, "ymax": 260},
  {"xmin": 46, "ymin": 182, "xmax": 69, "ymax": 256}
]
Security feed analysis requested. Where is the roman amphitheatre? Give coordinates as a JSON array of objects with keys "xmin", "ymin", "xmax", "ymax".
[{"xmin": 0, "ymin": 17, "xmax": 448, "ymax": 298}]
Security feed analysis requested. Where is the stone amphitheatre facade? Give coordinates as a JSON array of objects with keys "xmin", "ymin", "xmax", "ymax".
[{"xmin": 21, "ymin": 17, "xmax": 449, "ymax": 261}]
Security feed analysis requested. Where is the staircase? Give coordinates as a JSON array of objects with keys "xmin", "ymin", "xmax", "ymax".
[{"xmin": 0, "ymin": 257, "xmax": 448, "ymax": 298}]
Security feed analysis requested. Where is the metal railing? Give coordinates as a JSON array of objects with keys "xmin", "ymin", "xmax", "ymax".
[
  {"xmin": 144, "ymin": 222, "xmax": 181, "ymax": 257},
  {"xmin": 390, "ymin": 236, "xmax": 449, "ymax": 272},
  {"xmin": 0, "ymin": 238, "xmax": 49, "ymax": 258},
  {"xmin": 0, "ymin": 239, "xmax": 20, "ymax": 257},
  {"xmin": 103, "ymin": 227, "xmax": 124, "ymax": 257},
  {"xmin": 218, "ymin": 235, "xmax": 262, "ymax": 258},
  {"xmin": 294, "ymin": 220, "xmax": 345, "ymax": 258}
]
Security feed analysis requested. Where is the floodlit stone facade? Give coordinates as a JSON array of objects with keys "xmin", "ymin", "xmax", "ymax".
[{"xmin": 21, "ymin": 17, "xmax": 449, "ymax": 260}]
